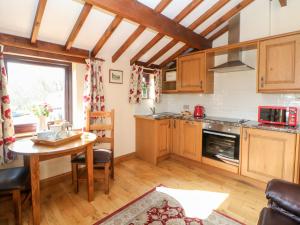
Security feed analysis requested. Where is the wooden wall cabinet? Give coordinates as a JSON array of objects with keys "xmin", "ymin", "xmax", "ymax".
[
  {"xmin": 177, "ymin": 52, "xmax": 214, "ymax": 93},
  {"xmin": 135, "ymin": 117, "xmax": 171, "ymax": 165},
  {"xmin": 179, "ymin": 120, "xmax": 202, "ymax": 161},
  {"xmin": 241, "ymin": 128, "xmax": 297, "ymax": 183},
  {"xmin": 258, "ymin": 34, "xmax": 300, "ymax": 92}
]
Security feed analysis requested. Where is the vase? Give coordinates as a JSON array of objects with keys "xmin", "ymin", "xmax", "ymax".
[{"xmin": 37, "ymin": 116, "xmax": 48, "ymax": 132}]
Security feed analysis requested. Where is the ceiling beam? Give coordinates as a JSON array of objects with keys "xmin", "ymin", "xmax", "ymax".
[
  {"xmin": 279, "ymin": 0, "xmax": 287, "ymax": 7},
  {"xmin": 4, "ymin": 46, "xmax": 85, "ymax": 64},
  {"xmin": 208, "ymin": 25, "xmax": 229, "ymax": 41},
  {"xmin": 160, "ymin": 0, "xmax": 254, "ymax": 67},
  {"xmin": 200, "ymin": 0, "xmax": 254, "ymax": 37},
  {"xmin": 65, "ymin": 3, "xmax": 92, "ymax": 50},
  {"xmin": 159, "ymin": 45, "xmax": 189, "ymax": 67},
  {"xmin": 189, "ymin": 0, "xmax": 230, "ymax": 30},
  {"xmin": 91, "ymin": 15, "xmax": 122, "ymax": 56},
  {"xmin": 85, "ymin": 0, "xmax": 211, "ymax": 50},
  {"xmin": 111, "ymin": 0, "xmax": 172, "ymax": 63},
  {"xmin": 30, "ymin": 0, "xmax": 47, "ymax": 44},
  {"xmin": 0, "ymin": 33, "xmax": 89, "ymax": 59},
  {"xmin": 145, "ymin": 0, "xmax": 227, "ymax": 66}
]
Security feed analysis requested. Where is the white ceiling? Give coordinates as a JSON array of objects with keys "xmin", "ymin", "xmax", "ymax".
[{"xmin": 0, "ymin": 0, "xmax": 245, "ymax": 64}]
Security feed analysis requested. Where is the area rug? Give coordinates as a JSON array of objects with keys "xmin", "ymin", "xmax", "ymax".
[{"xmin": 94, "ymin": 186, "xmax": 245, "ymax": 225}]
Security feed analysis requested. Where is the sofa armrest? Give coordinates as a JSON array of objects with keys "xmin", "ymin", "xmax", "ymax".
[{"xmin": 266, "ymin": 179, "xmax": 300, "ymax": 218}]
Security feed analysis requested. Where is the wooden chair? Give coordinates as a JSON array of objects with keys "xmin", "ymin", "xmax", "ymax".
[
  {"xmin": 0, "ymin": 167, "xmax": 29, "ymax": 225},
  {"xmin": 71, "ymin": 109, "xmax": 114, "ymax": 194}
]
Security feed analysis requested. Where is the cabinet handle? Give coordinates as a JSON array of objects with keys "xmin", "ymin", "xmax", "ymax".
[
  {"xmin": 200, "ymin": 80, "xmax": 203, "ymax": 89},
  {"xmin": 174, "ymin": 120, "xmax": 176, "ymax": 128},
  {"xmin": 244, "ymin": 129, "xmax": 248, "ymax": 141},
  {"xmin": 168, "ymin": 120, "xmax": 171, "ymax": 128},
  {"xmin": 260, "ymin": 77, "xmax": 264, "ymax": 88}
]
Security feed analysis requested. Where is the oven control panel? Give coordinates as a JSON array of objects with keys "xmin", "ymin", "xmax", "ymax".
[{"xmin": 202, "ymin": 122, "xmax": 240, "ymax": 135}]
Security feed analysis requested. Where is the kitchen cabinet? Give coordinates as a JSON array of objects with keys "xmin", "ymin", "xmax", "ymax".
[
  {"xmin": 135, "ymin": 117, "xmax": 171, "ymax": 165},
  {"xmin": 179, "ymin": 120, "xmax": 202, "ymax": 161},
  {"xmin": 258, "ymin": 34, "xmax": 300, "ymax": 92},
  {"xmin": 241, "ymin": 128, "xmax": 297, "ymax": 183},
  {"xmin": 177, "ymin": 52, "xmax": 213, "ymax": 93}
]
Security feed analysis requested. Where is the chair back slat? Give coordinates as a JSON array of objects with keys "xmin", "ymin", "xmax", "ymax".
[{"xmin": 86, "ymin": 109, "xmax": 115, "ymax": 151}]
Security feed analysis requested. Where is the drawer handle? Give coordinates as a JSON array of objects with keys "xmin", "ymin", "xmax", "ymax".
[
  {"xmin": 244, "ymin": 129, "xmax": 248, "ymax": 141},
  {"xmin": 174, "ymin": 120, "xmax": 176, "ymax": 128},
  {"xmin": 260, "ymin": 77, "xmax": 264, "ymax": 88}
]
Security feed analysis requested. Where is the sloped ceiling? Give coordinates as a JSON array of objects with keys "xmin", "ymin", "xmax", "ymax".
[{"xmin": 0, "ymin": 0, "xmax": 246, "ymax": 65}]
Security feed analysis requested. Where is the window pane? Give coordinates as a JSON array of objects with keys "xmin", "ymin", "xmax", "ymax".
[{"xmin": 7, "ymin": 61, "xmax": 65, "ymax": 126}]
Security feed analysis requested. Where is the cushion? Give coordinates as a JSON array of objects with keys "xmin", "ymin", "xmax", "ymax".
[
  {"xmin": 0, "ymin": 167, "xmax": 29, "ymax": 191},
  {"xmin": 71, "ymin": 149, "xmax": 112, "ymax": 164},
  {"xmin": 257, "ymin": 208, "xmax": 299, "ymax": 225}
]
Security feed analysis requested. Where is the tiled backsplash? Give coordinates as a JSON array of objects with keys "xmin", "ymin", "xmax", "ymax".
[{"xmin": 135, "ymin": 70, "xmax": 300, "ymax": 121}]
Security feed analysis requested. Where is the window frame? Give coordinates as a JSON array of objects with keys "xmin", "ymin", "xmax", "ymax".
[{"xmin": 4, "ymin": 55, "xmax": 73, "ymax": 134}]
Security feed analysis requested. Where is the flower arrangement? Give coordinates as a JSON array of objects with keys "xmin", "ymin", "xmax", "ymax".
[{"xmin": 32, "ymin": 103, "xmax": 53, "ymax": 117}]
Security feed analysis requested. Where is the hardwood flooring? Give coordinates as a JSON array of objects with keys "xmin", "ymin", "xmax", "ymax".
[{"xmin": 0, "ymin": 158, "xmax": 266, "ymax": 225}]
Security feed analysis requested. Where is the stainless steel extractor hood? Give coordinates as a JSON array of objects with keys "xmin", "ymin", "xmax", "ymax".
[{"xmin": 208, "ymin": 14, "xmax": 254, "ymax": 73}]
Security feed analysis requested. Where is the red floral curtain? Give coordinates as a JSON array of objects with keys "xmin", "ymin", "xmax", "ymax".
[
  {"xmin": 129, "ymin": 64, "xmax": 143, "ymax": 104},
  {"xmin": 0, "ymin": 45, "xmax": 16, "ymax": 165},
  {"xmin": 83, "ymin": 59, "xmax": 105, "ymax": 112},
  {"xmin": 153, "ymin": 69, "xmax": 162, "ymax": 103}
]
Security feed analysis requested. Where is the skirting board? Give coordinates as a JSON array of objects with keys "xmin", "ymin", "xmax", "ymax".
[{"xmin": 40, "ymin": 152, "xmax": 136, "ymax": 187}]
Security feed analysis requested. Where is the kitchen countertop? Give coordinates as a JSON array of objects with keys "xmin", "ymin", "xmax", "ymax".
[{"xmin": 135, "ymin": 114, "xmax": 300, "ymax": 134}]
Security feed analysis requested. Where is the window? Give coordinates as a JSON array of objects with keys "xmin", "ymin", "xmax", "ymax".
[
  {"xmin": 5, "ymin": 56, "xmax": 72, "ymax": 133},
  {"xmin": 141, "ymin": 73, "xmax": 155, "ymax": 100}
]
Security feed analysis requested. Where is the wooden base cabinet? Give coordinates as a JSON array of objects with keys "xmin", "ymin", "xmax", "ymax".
[
  {"xmin": 258, "ymin": 34, "xmax": 300, "ymax": 92},
  {"xmin": 135, "ymin": 117, "xmax": 171, "ymax": 165},
  {"xmin": 179, "ymin": 120, "xmax": 202, "ymax": 161},
  {"xmin": 241, "ymin": 128, "xmax": 297, "ymax": 183},
  {"xmin": 171, "ymin": 119, "xmax": 181, "ymax": 156}
]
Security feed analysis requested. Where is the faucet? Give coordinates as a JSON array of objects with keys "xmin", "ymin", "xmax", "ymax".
[{"xmin": 150, "ymin": 106, "xmax": 156, "ymax": 115}]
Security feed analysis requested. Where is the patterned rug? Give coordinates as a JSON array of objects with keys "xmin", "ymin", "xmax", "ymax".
[{"xmin": 94, "ymin": 186, "xmax": 245, "ymax": 225}]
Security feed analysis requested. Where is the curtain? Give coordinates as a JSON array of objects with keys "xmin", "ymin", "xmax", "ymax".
[
  {"xmin": 129, "ymin": 64, "xmax": 143, "ymax": 104},
  {"xmin": 153, "ymin": 69, "xmax": 162, "ymax": 103},
  {"xmin": 0, "ymin": 45, "xmax": 16, "ymax": 165}
]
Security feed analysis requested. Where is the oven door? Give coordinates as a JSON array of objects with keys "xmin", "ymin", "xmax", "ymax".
[{"xmin": 202, "ymin": 129, "xmax": 240, "ymax": 164}]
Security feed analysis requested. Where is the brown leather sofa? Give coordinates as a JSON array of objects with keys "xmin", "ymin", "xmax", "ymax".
[{"xmin": 257, "ymin": 179, "xmax": 300, "ymax": 225}]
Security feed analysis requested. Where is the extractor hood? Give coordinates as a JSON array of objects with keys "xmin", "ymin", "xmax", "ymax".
[{"xmin": 208, "ymin": 14, "xmax": 254, "ymax": 73}]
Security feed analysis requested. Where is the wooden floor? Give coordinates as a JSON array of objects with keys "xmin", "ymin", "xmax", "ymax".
[{"xmin": 0, "ymin": 158, "xmax": 266, "ymax": 225}]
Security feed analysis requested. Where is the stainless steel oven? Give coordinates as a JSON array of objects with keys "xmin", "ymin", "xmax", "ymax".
[{"xmin": 202, "ymin": 122, "xmax": 240, "ymax": 165}]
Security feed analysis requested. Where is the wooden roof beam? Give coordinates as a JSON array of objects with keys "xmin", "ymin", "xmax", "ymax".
[
  {"xmin": 111, "ymin": 0, "xmax": 172, "ymax": 63},
  {"xmin": 86, "ymin": 0, "xmax": 211, "ymax": 50},
  {"xmin": 30, "ymin": 0, "xmax": 47, "ymax": 44},
  {"xmin": 279, "ymin": 0, "xmax": 287, "ymax": 7},
  {"xmin": 208, "ymin": 25, "xmax": 229, "ymax": 41},
  {"xmin": 145, "ymin": 0, "xmax": 227, "ymax": 66},
  {"xmin": 0, "ymin": 33, "xmax": 89, "ymax": 59},
  {"xmin": 91, "ymin": 15, "xmax": 122, "ymax": 57},
  {"xmin": 65, "ymin": 3, "xmax": 92, "ymax": 50}
]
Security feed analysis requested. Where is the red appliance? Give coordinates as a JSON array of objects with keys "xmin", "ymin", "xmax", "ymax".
[
  {"xmin": 194, "ymin": 105, "xmax": 205, "ymax": 118},
  {"xmin": 258, "ymin": 106, "xmax": 299, "ymax": 127}
]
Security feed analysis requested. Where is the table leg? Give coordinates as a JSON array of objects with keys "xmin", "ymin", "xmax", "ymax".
[
  {"xmin": 30, "ymin": 155, "xmax": 40, "ymax": 225},
  {"xmin": 86, "ymin": 144, "xmax": 94, "ymax": 201}
]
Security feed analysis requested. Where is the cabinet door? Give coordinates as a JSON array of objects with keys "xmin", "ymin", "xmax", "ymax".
[
  {"xmin": 241, "ymin": 128, "xmax": 297, "ymax": 183},
  {"xmin": 171, "ymin": 119, "xmax": 181, "ymax": 155},
  {"xmin": 258, "ymin": 34, "xmax": 300, "ymax": 92},
  {"xmin": 180, "ymin": 120, "xmax": 202, "ymax": 161},
  {"xmin": 177, "ymin": 53, "xmax": 205, "ymax": 92},
  {"xmin": 157, "ymin": 120, "xmax": 171, "ymax": 157}
]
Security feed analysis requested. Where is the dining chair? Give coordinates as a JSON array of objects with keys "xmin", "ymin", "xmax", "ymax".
[
  {"xmin": 0, "ymin": 166, "xmax": 30, "ymax": 225},
  {"xmin": 71, "ymin": 109, "xmax": 114, "ymax": 194}
]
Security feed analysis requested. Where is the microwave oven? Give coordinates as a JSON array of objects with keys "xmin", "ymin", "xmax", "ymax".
[{"xmin": 258, "ymin": 106, "xmax": 299, "ymax": 127}]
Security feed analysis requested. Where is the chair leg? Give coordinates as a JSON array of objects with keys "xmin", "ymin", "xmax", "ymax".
[
  {"xmin": 12, "ymin": 190, "xmax": 22, "ymax": 225},
  {"xmin": 104, "ymin": 162, "xmax": 110, "ymax": 194},
  {"xmin": 110, "ymin": 157, "xmax": 114, "ymax": 180},
  {"xmin": 72, "ymin": 163, "xmax": 79, "ymax": 193}
]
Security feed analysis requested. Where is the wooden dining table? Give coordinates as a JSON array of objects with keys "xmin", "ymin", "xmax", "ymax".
[{"xmin": 8, "ymin": 132, "xmax": 97, "ymax": 225}]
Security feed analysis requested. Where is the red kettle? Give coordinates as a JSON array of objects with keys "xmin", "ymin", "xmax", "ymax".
[{"xmin": 194, "ymin": 105, "xmax": 205, "ymax": 118}]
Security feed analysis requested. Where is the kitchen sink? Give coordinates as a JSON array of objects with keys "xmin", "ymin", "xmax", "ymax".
[{"xmin": 147, "ymin": 112, "xmax": 178, "ymax": 119}]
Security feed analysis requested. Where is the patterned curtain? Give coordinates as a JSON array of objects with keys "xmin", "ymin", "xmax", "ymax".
[
  {"xmin": 83, "ymin": 59, "xmax": 105, "ymax": 112},
  {"xmin": 129, "ymin": 64, "xmax": 143, "ymax": 104},
  {"xmin": 0, "ymin": 45, "xmax": 16, "ymax": 165},
  {"xmin": 153, "ymin": 69, "xmax": 162, "ymax": 103}
]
